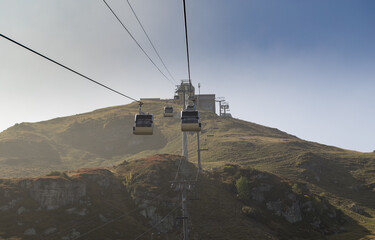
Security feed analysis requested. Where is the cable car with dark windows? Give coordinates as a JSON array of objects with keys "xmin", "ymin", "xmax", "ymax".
[
  {"xmin": 181, "ymin": 106, "xmax": 201, "ymax": 132},
  {"xmin": 133, "ymin": 102, "xmax": 153, "ymax": 135},
  {"xmin": 164, "ymin": 106, "xmax": 174, "ymax": 117}
]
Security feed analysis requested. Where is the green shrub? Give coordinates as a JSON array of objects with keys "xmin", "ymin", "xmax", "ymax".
[
  {"xmin": 236, "ymin": 176, "xmax": 251, "ymax": 202},
  {"xmin": 242, "ymin": 205, "xmax": 258, "ymax": 218},
  {"xmin": 291, "ymin": 183, "xmax": 302, "ymax": 195}
]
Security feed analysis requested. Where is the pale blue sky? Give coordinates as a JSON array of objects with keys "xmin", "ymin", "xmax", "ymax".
[{"xmin": 0, "ymin": 0, "xmax": 374, "ymax": 152}]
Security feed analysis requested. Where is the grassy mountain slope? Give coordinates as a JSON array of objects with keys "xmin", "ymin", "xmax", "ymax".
[
  {"xmin": 0, "ymin": 99, "xmax": 375, "ymax": 238},
  {"xmin": 0, "ymin": 99, "xmax": 359, "ymax": 177}
]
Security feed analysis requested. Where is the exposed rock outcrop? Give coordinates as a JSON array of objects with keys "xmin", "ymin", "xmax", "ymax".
[
  {"xmin": 20, "ymin": 177, "xmax": 86, "ymax": 210},
  {"xmin": 349, "ymin": 203, "xmax": 364, "ymax": 215}
]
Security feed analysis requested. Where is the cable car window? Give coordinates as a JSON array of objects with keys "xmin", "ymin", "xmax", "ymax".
[
  {"xmin": 182, "ymin": 111, "xmax": 198, "ymax": 117},
  {"xmin": 135, "ymin": 115, "xmax": 153, "ymax": 127},
  {"xmin": 165, "ymin": 107, "xmax": 173, "ymax": 113},
  {"xmin": 181, "ymin": 111, "xmax": 199, "ymax": 123}
]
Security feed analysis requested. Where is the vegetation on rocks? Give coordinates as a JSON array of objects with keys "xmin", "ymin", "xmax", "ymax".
[{"xmin": 0, "ymin": 100, "xmax": 375, "ymax": 238}]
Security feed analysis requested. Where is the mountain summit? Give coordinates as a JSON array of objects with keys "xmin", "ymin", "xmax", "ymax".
[{"xmin": 0, "ymin": 99, "xmax": 375, "ymax": 239}]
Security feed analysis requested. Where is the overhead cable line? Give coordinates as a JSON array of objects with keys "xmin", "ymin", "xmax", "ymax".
[
  {"xmin": 182, "ymin": 0, "xmax": 192, "ymax": 92},
  {"xmin": 45, "ymin": 196, "xmax": 132, "ymax": 240},
  {"xmin": 173, "ymin": 155, "xmax": 184, "ymax": 183},
  {"xmin": 133, "ymin": 203, "xmax": 182, "ymax": 240},
  {"xmin": 103, "ymin": 0, "xmax": 175, "ymax": 86},
  {"xmin": 0, "ymin": 33, "xmax": 139, "ymax": 103},
  {"xmin": 71, "ymin": 188, "xmax": 174, "ymax": 240},
  {"xmin": 72, "ymin": 212, "xmax": 127, "ymax": 240},
  {"xmin": 127, "ymin": 0, "xmax": 177, "ymax": 84}
]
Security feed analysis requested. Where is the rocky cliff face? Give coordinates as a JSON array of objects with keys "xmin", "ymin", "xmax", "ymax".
[
  {"xmin": 115, "ymin": 154, "xmax": 184, "ymax": 234},
  {"xmin": 0, "ymin": 167, "xmax": 141, "ymax": 240},
  {"xmin": 0, "ymin": 155, "xmax": 366, "ymax": 240},
  {"xmin": 215, "ymin": 164, "xmax": 347, "ymax": 238},
  {"xmin": 13, "ymin": 168, "xmax": 120, "ymax": 211},
  {"xmin": 19, "ymin": 177, "xmax": 86, "ymax": 210}
]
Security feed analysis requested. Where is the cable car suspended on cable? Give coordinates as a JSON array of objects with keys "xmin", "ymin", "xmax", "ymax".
[
  {"xmin": 181, "ymin": 106, "xmax": 201, "ymax": 132},
  {"xmin": 133, "ymin": 102, "xmax": 153, "ymax": 135},
  {"xmin": 164, "ymin": 106, "xmax": 174, "ymax": 117}
]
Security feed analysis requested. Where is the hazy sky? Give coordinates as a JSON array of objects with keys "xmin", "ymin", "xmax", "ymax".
[{"xmin": 1, "ymin": 0, "xmax": 374, "ymax": 152}]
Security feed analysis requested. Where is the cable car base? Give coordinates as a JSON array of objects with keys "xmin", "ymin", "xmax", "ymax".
[
  {"xmin": 133, "ymin": 126, "xmax": 153, "ymax": 135},
  {"xmin": 181, "ymin": 123, "xmax": 201, "ymax": 132}
]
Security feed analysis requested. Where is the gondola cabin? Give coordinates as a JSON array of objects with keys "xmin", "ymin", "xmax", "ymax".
[
  {"xmin": 164, "ymin": 106, "xmax": 174, "ymax": 117},
  {"xmin": 133, "ymin": 114, "xmax": 153, "ymax": 135},
  {"xmin": 181, "ymin": 110, "xmax": 201, "ymax": 132}
]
